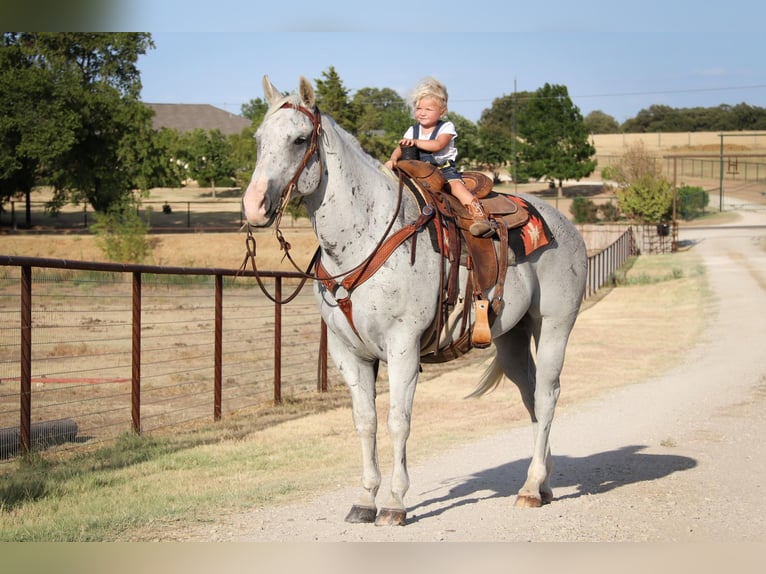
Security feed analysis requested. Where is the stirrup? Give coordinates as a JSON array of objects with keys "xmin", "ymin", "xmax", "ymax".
[{"xmin": 472, "ymin": 299, "xmax": 491, "ymax": 347}]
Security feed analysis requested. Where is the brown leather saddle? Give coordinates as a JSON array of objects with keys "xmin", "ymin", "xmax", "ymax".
[{"xmin": 393, "ymin": 160, "xmax": 532, "ymax": 360}]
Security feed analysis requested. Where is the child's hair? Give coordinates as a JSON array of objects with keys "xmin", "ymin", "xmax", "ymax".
[{"xmin": 409, "ymin": 77, "xmax": 448, "ymax": 111}]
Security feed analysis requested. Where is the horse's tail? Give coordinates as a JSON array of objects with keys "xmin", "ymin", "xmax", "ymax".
[{"xmin": 465, "ymin": 354, "xmax": 504, "ymax": 398}]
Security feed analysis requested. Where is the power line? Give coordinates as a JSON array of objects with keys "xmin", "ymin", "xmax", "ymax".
[{"xmin": 453, "ymin": 84, "xmax": 766, "ymax": 104}]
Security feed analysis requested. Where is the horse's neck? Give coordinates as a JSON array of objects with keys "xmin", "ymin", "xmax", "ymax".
[{"xmin": 310, "ymin": 135, "xmax": 403, "ymax": 270}]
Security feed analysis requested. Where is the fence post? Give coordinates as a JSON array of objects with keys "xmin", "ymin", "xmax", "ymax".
[
  {"xmin": 131, "ymin": 272, "xmax": 141, "ymax": 434},
  {"xmin": 20, "ymin": 265, "xmax": 32, "ymax": 454},
  {"xmin": 214, "ymin": 274, "xmax": 223, "ymax": 421},
  {"xmin": 318, "ymin": 320, "xmax": 328, "ymax": 392},
  {"xmin": 273, "ymin": 277, "xmax": 282, "ymax": 404}
]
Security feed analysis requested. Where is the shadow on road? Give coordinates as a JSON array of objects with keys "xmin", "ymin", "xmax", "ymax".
[{"xmin": 407, "ymin": 444, "xmax": 696, "ymax": 523}]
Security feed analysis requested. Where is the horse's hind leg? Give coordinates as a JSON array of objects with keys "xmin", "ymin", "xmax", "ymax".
[
  {"xmin": 495, "ymin": 321, "xmax": 553, "ymax": 506},
  {"xmin": 517, "ymin": 315, "xmax": 575, "ymax": 507}
]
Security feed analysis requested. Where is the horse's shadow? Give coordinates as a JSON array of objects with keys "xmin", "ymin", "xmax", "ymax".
[{"xmin": 406, "ymin": 445, "xmax": 696, "ymax": 523}]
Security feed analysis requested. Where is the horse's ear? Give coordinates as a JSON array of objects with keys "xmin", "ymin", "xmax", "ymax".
[
  {"xmin": 298, "ymin": 76, "xmax": 316, "ymax": 109},
  {"xmin": 262, "ymin": 75, "xmax": 281, "ymax": 106}
]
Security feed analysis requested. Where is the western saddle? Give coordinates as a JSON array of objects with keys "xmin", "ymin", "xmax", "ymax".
[{"xmin": 392, "ymin": 160, "xmax": 530, "ymax": 363}]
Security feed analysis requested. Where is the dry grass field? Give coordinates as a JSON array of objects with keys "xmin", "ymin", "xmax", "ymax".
[{"xmin": 3, "ymin": 128, "xmax": 766, "ymax": 264}]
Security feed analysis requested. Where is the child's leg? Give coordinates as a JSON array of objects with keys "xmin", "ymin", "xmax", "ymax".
[
  {"xmin": 447, "ymin": 179, "xmax": 494, "ymax": 237},
  {"xmin": 447, "ymin": 179, "xmax": 474, "ymax": 205}
]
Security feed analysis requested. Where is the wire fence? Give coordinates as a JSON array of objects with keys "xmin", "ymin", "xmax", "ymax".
[
  {"xmin": 0, "ymin": 225, "xmax": 636, "ymax": 461},
  {"xmin": 0, "ymin": 261, "xmax": 329, "ymax": 460}
]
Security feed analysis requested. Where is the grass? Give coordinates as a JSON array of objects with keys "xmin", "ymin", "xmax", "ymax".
[{"xmin": 0, "ymin": 247, "xmax": 710, "ymax": 541}]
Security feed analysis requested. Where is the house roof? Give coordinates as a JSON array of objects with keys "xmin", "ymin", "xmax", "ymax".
[{"xmin": 146, "ymin": 103, "xmax": 252, "ymax": 136}]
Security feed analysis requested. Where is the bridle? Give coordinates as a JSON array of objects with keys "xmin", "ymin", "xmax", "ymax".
[
  {"xmin": 269, "ymin": 102, "xmax": 323, "ymax": 234},
  {"xmin": 240, "ymin": 101, "xmax": 435, "ymax": 321}
]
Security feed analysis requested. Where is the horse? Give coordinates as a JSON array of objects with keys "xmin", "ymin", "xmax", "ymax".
[{"xmin": 242, "ymin": 76, "xmax": 588, "ymax": 526}]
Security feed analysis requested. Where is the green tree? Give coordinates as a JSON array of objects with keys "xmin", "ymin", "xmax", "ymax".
[
  {"xmin": 615, "ymin": 174, "xmax": 673, "ymax": 223},
  {"xmin": 584, "ymin": 110, "xmax": 621, "ymax": 134},
  {"xmin": 314, "ymin": 66, "xmax": 355, "ymax": 133},
  {"xmin": 352, "ymin": 86, "xmax": 410, "ymax": 161},
  {"xmin": 605, "ymin": 141, "xmax": 673, "ymax": 223},
  {"xmin": 0, "ymin": 32, "xmax": 155, "ymax": 223},
  {"xmin": 448, "ymin": 113, "xmax": 480, "ymax": 170},
  {"xmin": 241, "ymin": 97, "xmax": 269, "ymax": 126},
  {"xmin": 181, "ymin": 129, "xmax": 236, "ymax": 190},
  {"xmin": 517, "ymin": 83, "xmax": 596, "ymax": 192},
  {"xmin": 476, "ymin": 91, "xmax": 531, "ymax": 181},
  {"xmin": 229, "ymin": 126, "xmax": 257, "ymax": 189}
]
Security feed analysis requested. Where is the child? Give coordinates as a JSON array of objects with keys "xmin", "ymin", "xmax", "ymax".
[{"xmin": 385, "ymin": 77, "xmax": 493, "ymax": 237}]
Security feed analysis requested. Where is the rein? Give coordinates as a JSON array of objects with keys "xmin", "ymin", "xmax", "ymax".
[{"xmin": 240, "ymin": 102, "xmax": 436, "ymax": 315}]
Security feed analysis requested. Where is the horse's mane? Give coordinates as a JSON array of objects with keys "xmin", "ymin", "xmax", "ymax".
[{"xmin": 265, "ymin": 92, "xmax": 383, "ymax": 172}]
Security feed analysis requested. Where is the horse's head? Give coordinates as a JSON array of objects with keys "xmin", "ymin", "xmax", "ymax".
[{"xmin": 242, "ymin": 76, "xmax": 324, "ymax": 228}]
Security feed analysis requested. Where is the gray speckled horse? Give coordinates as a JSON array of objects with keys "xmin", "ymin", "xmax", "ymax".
[{"xmin": 242, "ymin": 76, "xmax": 588, "ymax": 526}]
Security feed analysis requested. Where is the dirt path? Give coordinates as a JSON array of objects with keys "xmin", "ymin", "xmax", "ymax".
[{"xmin": 182, "ymin": 209, "xmax": 766, "ymax": 542}]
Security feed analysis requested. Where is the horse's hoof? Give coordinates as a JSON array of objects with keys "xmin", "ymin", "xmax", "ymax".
[
  {"xmin": 514, "ymin": 494, "xmax": 543, "ymax": 508},
  {"xmin": 375, "ymin": 508, "xmax": 407, "ymax": 526},
  {"xmin": 345, "ymin": 505, "xmax": 377, "ymax": 523}
]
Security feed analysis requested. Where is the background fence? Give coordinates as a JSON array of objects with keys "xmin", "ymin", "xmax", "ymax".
[{"xmin": 0, "ymin": 227, "xmax": 636, "ymax": 461}]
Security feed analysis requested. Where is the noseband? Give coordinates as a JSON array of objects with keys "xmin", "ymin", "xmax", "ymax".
[{"xmin": 271, "ymin": 102, "xmax": 323, "ymax": 230}]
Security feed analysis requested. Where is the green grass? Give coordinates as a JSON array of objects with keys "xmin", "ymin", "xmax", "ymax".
[
  {"xmin": 0, "ymin": 390, "xmax": 353, "ymax": 541},
  {"xmin": 611, "ymin": 253, "xmax": 705, "ymax": 287}
]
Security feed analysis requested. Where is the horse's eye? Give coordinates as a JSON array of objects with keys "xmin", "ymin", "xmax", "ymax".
[{"xmin": 294, "ymin": 136, "xmax": 308, "ymax": 146}]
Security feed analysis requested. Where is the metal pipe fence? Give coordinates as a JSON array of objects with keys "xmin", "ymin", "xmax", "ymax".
[
  {"xmin": 0, "ymin": 257, "xmax": 329, "ymax": 460},
  {"xmin": 1, "ymin": 227, "xmax": 634, "ymax": 460},
  {"xmin": 584, "ymin": 227, "xmax": 637, "ymax": 299}
]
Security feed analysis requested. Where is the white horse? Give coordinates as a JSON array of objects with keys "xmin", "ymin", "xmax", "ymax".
[{"xmin": 242, "ymin": 76, "xmax": 588, "ymax": 526}]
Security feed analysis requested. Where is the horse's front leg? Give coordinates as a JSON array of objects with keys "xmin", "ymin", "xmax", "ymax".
[
  {"xmin": 375, "ymin": 345, "xmax": 420, "ymax": 526},
  {"xmin": 339, "ymin": 357, "xmax": 380, "ymax": 523}
]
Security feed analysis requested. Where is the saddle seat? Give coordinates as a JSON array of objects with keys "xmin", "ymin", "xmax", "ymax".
[
  {"xmin": 394, "ymin": 159, "xmax": 529, "ymax": 292},
  {"xmin": 393, "ymin": 159, "xmax": 532, "ymax": 356}
]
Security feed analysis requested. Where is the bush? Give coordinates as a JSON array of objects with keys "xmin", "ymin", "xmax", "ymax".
[
  {"xmin": 570, "ymin": 197, "xmax": 600, "ymax": 223},
  {"xmin": 90, "ymin": 200, "xmax": 153, "ymax": 263},
  {"xmin": 615, "ymin": 174, "xmax": 674, "ymax": 223},
  {"xmin": 599, "ymin": 201, "xmax": 621, "ymax": 222},
  {"xmin": 676, "ymin": 185, "xmax": 709, "ymax": 220}
]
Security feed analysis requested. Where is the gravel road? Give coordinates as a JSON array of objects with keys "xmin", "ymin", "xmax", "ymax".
[{"xmin": 191, "ymin": 209, "xmax": 766, "ymax": 543}]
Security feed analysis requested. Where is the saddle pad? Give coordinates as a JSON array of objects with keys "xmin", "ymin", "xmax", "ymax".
[{"xmin": 506, "ymin": 196, "xmax": 551, "ymax": 257}]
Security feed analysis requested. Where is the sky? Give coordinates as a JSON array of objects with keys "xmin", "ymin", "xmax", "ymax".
[{"xmin": 79, "ymin": 0, "xmax": 766, "ymax": 124}]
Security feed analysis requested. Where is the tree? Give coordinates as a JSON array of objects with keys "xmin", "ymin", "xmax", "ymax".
[
  {"xmin": 516, "ymin": 83, "xmax": 596, "ymax": 192},
  {"xmin": 241, "ymin": 97, "xmax": 269, "ymax": 126},
  {"xmin": 182, "ymin": 129, "xmax": 236, "ymax": 190},
  {"xmin": 615, "ymin": 174, "xmax": 673, "ymax": 223},
  {"xmin": 314, "ymin": 66, "xmax": 355, "ymax": 133},
  {"xmin": 0, "ymin": 32, "xmax": 155, "ymax": 223},
  {"xmin": 584, "ymin": 110, "xmax": 621, "ymax": 134},
  {"xmin": 603, "ymin": 141, "xmax": 673, "ymax": 223},
  {"xmin": 476, "ymin": 91, "xmax": 531, "ymax": 180},
  {"xmin": 351, "ymin": 86, "xmax": 410, "ymax": 162},
  {"xmin": 448, "ymin": 113, "xmax": 480, "ymax": 170}
]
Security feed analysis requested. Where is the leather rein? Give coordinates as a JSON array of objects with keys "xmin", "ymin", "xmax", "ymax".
[{"xmin": 240, "ymin": 102, "xmax": 436, "ymax": 335}]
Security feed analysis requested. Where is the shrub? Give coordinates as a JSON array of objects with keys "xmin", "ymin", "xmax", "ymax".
[
  {"xmin": 570, "ymin": 197, "xmax": 600, "ymax": 223},
  {"xmin": 676, "ymin": 185, "xmax": 709, "ymax": 220},
  {"xmin": 90, "ymin": 200, "xmax": 153, "ymax": 263},
  {"xmin": 615, "ymin": 174, "xmax": 674, "ymax": 223},
  {"xmin": 599, "ymin": 201, "xmax": 621, "ymax": 222}
]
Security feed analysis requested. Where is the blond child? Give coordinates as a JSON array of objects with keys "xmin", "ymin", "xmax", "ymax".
[{"xmin": 385, "ymin": 77, "xmax": 493, "ymax": 237}]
